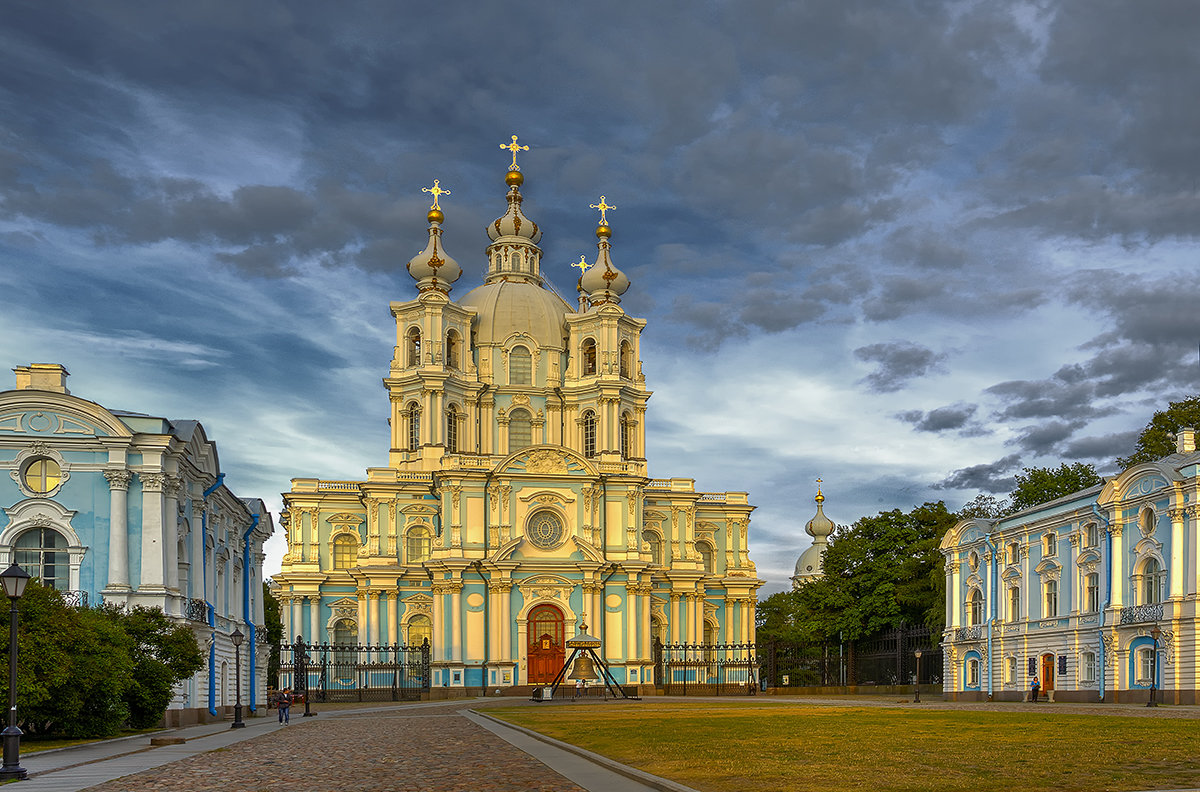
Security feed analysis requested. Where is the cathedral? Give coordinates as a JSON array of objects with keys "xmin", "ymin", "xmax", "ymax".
[{"xmin": 272, "ymin": 140, "xmax": 762, "ymax": 692}]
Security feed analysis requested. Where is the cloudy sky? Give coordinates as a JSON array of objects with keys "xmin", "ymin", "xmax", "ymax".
[{"xmin": 3, "ymin": 1, "xmax": 1198, "ymax": 593}]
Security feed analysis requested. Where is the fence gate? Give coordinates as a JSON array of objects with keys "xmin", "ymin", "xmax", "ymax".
[
  {"xmin": 654, "ymin": 640, "xmax": 757, "ymax": 695},
  {"xmin": 851, "ymin": 625, "xmax": 941, "ymax": 686},
  {"xmin": 278, "ymin": 640, "xmax": 431, "ymax": 702}
]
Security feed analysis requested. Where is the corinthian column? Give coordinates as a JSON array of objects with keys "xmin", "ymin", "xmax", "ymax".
[
  {"xmin": 103, "ymin": 470, "xmax": 132, "ymax": 593},
  {"xmin": 139, "ymin": 472, "xmax": 168, "ymax": 592}
]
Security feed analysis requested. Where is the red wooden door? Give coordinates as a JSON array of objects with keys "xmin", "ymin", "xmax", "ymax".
[
  {"xmin": 527, "ymin": 604, "xmax": 565, "ymax": 684},
  {"xmin": 1041, "ymin": 654, "xmax": 1055, "ymax": 694}
]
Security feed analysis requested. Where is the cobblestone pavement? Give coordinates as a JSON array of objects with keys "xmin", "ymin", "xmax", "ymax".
[{"xmin": 85, "ymin": 707, "xmax": 586, "ymax": 792}]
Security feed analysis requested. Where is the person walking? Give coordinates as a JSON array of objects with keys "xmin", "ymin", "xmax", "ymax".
[
  {"xmin": 574, "ymin": 679, "xmax": 583, "ymax": 699},
  {"xmin": 278, "ymin": 687, "xmax": 293, "ymax": 724},
  {"xmin": 1030, "ymin": 675, "xmax": 1040, "ymax": 703}
]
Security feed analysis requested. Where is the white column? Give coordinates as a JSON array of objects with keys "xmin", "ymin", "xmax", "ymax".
[
  {"xmin": 640, "ymin": 586, "xmax": 651, "ymax": 659},
  {"xmin": 669, "ymin": 594, "xmax": 680, "ymax": 643},
  {"xmin": 451, "ymin": 583, "xmax": 463, "ymax": 664},
  {"xmin": 368, "ymin": 591, "xmax": 379, "ymax": 645},
  {"xmin": 357, "ymin": 591, "xmax": 367, "ymax": 644},
  {"xmin": 139, "ymin": 473, "xmax": 167, "ymax": 591},
  {"xmin": 432, "ymin": 586, "xmax": 445, "ymax": 662},
  {"xmin": 1169, "ymin": 507, "xmax": 1185, "ymax": 599},
  {"xmin": 309, "ymin": 595, "xmax": 320, "ymax": 643},
  {"xmin": 625, "ymin": 584, "xmax": 637, "ymax": 660},
  {"xmin": 290, "ymin": 596, "xmax": 302, "ymax": 642},
  {"xmin": 103, "ymin": 470, "xmax": 132, "ymax": 591},
  {"xmin": 1110, "ymin": 523, "xmax": 1124, "ymax": 608},
  {"xmin": 281, "ymin": 596, "xmax": 292, "ymax": 641},
  {"xmin": 387, "ymin": 592, "xmax": 398, "ymax": 645},
  {"xmin": 164, "ymin": 477, "xmax": 182, "ymax": 594},
  {"xmin": 500, "ymin": 584, "xmax": 512, "ymax": 666}
]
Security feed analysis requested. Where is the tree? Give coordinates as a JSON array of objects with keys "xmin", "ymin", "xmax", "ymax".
[
  {"xmin": 101, "ymin": 606, "xmax": 203, "ymax": 729},
  {"xmin": 958, "ymin": 493, "xmax": 1010, "ymax": 519},
  {"xmin": 755, "ymin": 590, "xmax": 806, "ymax": 644},
  {"xmin": 263, "ymin": 582, "xmax": 284, "ymax": 684},
  {"xmin": 1117, "ymin": 395, "xmax": 1200, "ymax": 468},
  {"xmin": 1009, "ymin": 463, "xmax": 1102, "ymax": 512}
]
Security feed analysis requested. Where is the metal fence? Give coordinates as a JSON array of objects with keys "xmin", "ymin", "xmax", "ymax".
[
  {"xmin": 278, "ymin": 640, "xmax": 431, "ymax": 702},
  {"xmin": 852, "ymin": 625, "xmax": 941, "ymax": 686},
  {"xmin": 653, "ymin": 640, "xmax": 758, "ymax": 695},
  {"xmin": 758, "ymin": 639, "xmax": 844, "ymax": 688}
]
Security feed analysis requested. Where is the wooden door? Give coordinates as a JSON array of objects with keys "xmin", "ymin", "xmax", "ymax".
[
  {"xmin": 1041, "ymin": 654, "xmax": 1055, "ymax": 694},
  {"xmin": 526, "ymin": 604, "xmax": 565, "ymax": 684}
]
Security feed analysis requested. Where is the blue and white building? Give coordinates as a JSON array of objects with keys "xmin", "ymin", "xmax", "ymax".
[
  {"xmin": 0, "ymin": 364, "xmax": 274, "ymax": 724},
  {"xmin": 941, "ymin": 430, "xmax": 1200, "ymax": 703}
]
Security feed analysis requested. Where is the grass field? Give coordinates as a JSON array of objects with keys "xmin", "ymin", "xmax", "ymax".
[{"xmin": 490, "ymin": 700, "xmax": 1200, "ymax": 792}]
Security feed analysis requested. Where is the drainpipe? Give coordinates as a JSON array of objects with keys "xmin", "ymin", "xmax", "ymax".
[
  {"xmin": 1091, "ymin": 503, "xmax": 1112, "ymax": 702},
  {"xmin": 202, "ymin": 473, "xmax": 224, "ymax": 717},
  {"xmin": 241, "ymin": 512, "xmax": 259, "ymax": 713},
  {"xmin": 553, "ymin": 387, "xmax": 565, "ymax": 445},
  {"xmin": 982, "ymin": 532, "xmax": 998, "ymax": 701}
]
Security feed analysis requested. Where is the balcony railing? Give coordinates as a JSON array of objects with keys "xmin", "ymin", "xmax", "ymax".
[
  {"xmin": 186, "ymin": 598, "xmax": 209, "ymax": 623},
  {"xmin": 1119, "ymin": 603, "xmax": 1163, "ymax": 625},
  {"xmin": 955, "ymin": 625, "xmax": 984, "ymax": 641},
  {"xmin": 62, "ymin": 590, "xmax": 88, "ymax": 609}
]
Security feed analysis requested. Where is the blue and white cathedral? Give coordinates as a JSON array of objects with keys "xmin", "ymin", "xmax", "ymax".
[{"xmin": 273, "ymin": 142, "xmax": 762, "ymax": 692}]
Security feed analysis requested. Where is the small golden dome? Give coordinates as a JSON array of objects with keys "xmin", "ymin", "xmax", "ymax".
[
  {"xmin": 595, "ymin": 223, "xmax": 611, "ymax": 239},
  {"xmin": 815, "ymin": 492, "xmax": 825, "ymax": 504},
  {"xmin": 506, "ymin": 169, "xmax": 524, "ymax": 187},
  {"xmin": 427, "ymin": 208, "xmax": 444, "ymax": 224}
]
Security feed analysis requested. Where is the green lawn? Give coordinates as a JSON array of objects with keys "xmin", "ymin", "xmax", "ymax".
[{"xmin": 490, "ymin": 701, "xmax": 1200, "ymax": 792}]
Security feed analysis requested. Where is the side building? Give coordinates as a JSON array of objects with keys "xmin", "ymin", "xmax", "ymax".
[
  {"xmin": 941, "ymin": 430, "xmax": 1200, "ymax": 703},
  {"xmin": 0, "ymin": 364, "xmax": 274, "ymax": 724},
  {"xmin": 273, "ymin": 154, "xmax": 762, "ymax": 694}
]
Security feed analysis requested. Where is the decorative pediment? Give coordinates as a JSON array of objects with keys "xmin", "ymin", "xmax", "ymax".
[
  {"xmin": 1125, "ymin": 474, "xmax": 1169, "ymax": 498},
  {"xmin": 519, "ymin": 489, "xmax": 577, "ymax": 505},
  {"xmin": 517, "ymin": 574, "xmax": 575, "ymax": 604},
  {"xmin": 1034, "ymin": 558, "xmax": 1061, "ymax": 580},
  {"xmin": 1076, "ymin": 547, "xmax": 1102, "ymax": 567},
  {"xmin": 500, "ymin": 446, "xmax": 595, "ymax": 477},
  {"xmin": 401, "ymin": 504, "xmax": 438, "ymax": 516},
  {"xmin": 1001, "ymin": 566, "xmax": 1022, "ymax": 581},
  {"xmin": 402, "ymin": 593, "xmax": 433, "ymax": 616},
  {"xmin": 328, "ymin": 512, "xmax": 365, "ymax": 525},
  {"xmin": 965, "ymin": 572, "xmax": 983, "ymax": 590}
]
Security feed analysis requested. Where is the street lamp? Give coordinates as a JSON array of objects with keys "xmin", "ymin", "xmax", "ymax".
[
  {"xmin": 1147, "ymin": 626, "xmax": 1161, "ymax": 708},
  {"xmin": 0, "ymin": 563, "xmax": 30, "ymax": 781},
  {"xmin": 230, "ymin": 627, "xmax": 245, "ymax": 729},
  {"xmin": 913, "ymin": 649, "xmax": 923, "ymax": 704}
]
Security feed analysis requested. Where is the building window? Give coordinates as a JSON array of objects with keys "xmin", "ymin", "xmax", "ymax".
[
  {"xmin": 581, "ymin": 338, "xmax": 597, "ymax": 375},
  {"xmin": 620, "ymin": 412, "xmax": 634, "ymax": 459},
  {"xmin": 12, "ymin": 527, "xmax": 69, "ymax": 591},
  {"xmin": 1007, "ymin": 542, "xmax": 1020, "ymax": 565},
  {"xmin": 1043, "ymin": 531, "xmax": 1057, "ymax": 557},
  {"xmin": 1007, "ymin": 586, "xmax": 1020, "ymax": 622},
  {"xmin": 582, "ymin": 410, "xmax": 597, "ymax": 458},
  {"xmin": 406, "ymin": 614, "xmax": 431, "ymax": 647},
  {"xmin": 406, "ymin": 327, "xmax": 421, "ymax": 367},
  {"xmin": 1005, "ymin": 656, "xmax": 1016, "ymax": 684},
  {"xmin": 1084, "ymin": 522, "xmax": 1099, "ymax": 548},
  {"xmin": 967, "ymin": 589, "xmax": 983, "ymax": 626},
  {"xmin": 1138, "ymin": 647, "xmax": 1155, "ymax": 685},
  {"xmin": 1140, "ymin": 508, "xmax": 1156, "ymax": 536},
  {"xmin": 697, "ymin": 543, "xmax": 714, "ymax": 574},
  {"xmin": 21, "ymin": 458, "xmax": 62, "ymax": 495},
  {"xmin": 645, "ymin": 533, "xmax": 663, "ymax": 565},
  {"xmin": 407, "ymin": 401, "xmax": 421, "ymax": 451},
  {"xmin": 1081, "ymin": 651, "xmax": 1096, "ymax": 683},
  {"xmin": 333, "ymin": 534, "xmax": 357, "ymax": 570},
  {"xmin": 510, "ymin": 345, "xmax": 532, "ymax": 385},
  {"xmin": 619, "ymin": 340, "xmax": 632, "ymax": 379},
  {"xmin": 406, "ymin": 527, "xmax": 432, "ymax": 564},
  {"xmin": 526, "ymin": 510, "xmax": 566, "ymax": 550},
  {"xmin": 1140, "ymin": 558, "xmax": 1163, "ymax": 605},
  {"xmin": 1044, "ymin": 580, "xmax": 1058, "ymax": 617},
  {"xmin": 446, "ymin": 405, "xmax": 459, "ymax": 453},
  {"xmin": 332, "ymin": 619, "xmax": 357, "ymax": 667},
  {"xmin": 1084, "ymin": 573, "xmax": 1100, "ymax": 613},
  {"xmin": 967, "ymin": 551, "xmax": 979, "ymax": 572},
  {"xmin": 508, "ymin": 408, "xmax": 532, "ymax": 451},
  {"xmin": 446, "ymin": 331, "xmax": 461, "ymax": 370},
  {"xmin": 966, "ymin": 658, "xmax": 980, "ymax": 687}
]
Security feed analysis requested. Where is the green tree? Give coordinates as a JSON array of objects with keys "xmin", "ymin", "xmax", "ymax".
[
  {"xmin": 1116, "ymin": 395, "xmax": 1200, "ymax": 468},
  {"xmin": 958, "ymin": 493, "xmax": 1010, "ymax": 519},
  {"xmin": 101, "ymin": 606, "xmax": 203, "ymax": 729},
  {"xmin": 263, "ymin": 582, "xmax": 284, "ymax": 684},
  {"xmin": 1009, "ymin": 463, "xmax": 1102, "ymax": 512}
]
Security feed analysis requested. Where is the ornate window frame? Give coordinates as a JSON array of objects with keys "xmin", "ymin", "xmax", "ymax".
[
  {"xmin": 9, "ymin": 442, "xmax": 71, "ymax": 499},
  {"xmin": 1, "ymin": 499, "xmax": 86, "ymax": 590}
]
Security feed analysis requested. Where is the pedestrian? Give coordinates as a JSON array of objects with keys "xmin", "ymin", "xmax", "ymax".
[
  {"xmin": 278, "ymin": 687, "xmax": 293, "ymax": 724},
  {"xmin": 1030, "ymin": 675, "xmax": 1040, "ymax": 703},
  {"xmin": 574, "ymin": 679, "xmax": 583, "ymax": 699}
]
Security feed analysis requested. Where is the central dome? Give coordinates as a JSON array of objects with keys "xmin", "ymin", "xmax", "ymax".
[{"xmin": 459, "ymin": 280, "xmax": 571, "ymax": 348}]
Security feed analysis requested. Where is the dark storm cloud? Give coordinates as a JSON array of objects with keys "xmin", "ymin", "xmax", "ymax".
[
  {"xmin": 1062, "ymin": 430, "xmax": 1139, "ymax": 464},
  {"xmin": 1006, "ymin": 420, "xmax": 1085, "ymax": 457},
  {"xmin": 854, "ymin": 341, "xmax": 947, "ymax": 393},
  {"xmin": 937, "ymin": 454, "xmax": 1021, "ymax": 494},
  {"xmin": 896, "ymin": 403, "xmax": 979, "ymax": 433}
]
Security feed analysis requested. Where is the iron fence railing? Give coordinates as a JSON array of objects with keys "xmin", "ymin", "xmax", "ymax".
[
  {"xmin": 278, "ymin": 640, "xmax": 430, "ymax": 702},
  {"xmin": 1119, "ymin": 603, "xmax": 1163, "ymax": 625},
  {"xmin": 653, "ymin": 640, "xmax": 757, "ymax": 695}
]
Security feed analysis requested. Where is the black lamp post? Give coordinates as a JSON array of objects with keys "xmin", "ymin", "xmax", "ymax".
[
  {"xmin": 913, "ymin": 649, "xmax": 923, "ymax": 703},
  {"xmin": 1147, "ymin": 626, "xmax": 1161, "ymax": 708},
  {"xmin": 0, "ymin": 563, "xmax": 30, "ymax": 781},
  {"xmin": 230, "ymin": 627, "xmax": 245, "ymax": 729}
]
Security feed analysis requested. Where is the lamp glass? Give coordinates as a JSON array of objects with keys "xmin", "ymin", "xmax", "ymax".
[
  {"xmin": 0, "ymin": 564, "xmax": 30, "ymax": 599},
  {"xmin": 230, "ymin": 627, "xmax": 244, "ymax": 647},
  {"xmin": 914, "ymin": 649, "xmax": 923, "ymax": 658}
]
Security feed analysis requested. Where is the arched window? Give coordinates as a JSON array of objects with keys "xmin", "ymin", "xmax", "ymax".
[
  {"xmin": 1084, "ymin": 522, "xmax": 1099, "ymax": 548},
  {"xmin": 13, "ymin": 527, "xmax": 69, "ymax": 591},
  {"xmin": 650, "ymin": 617, "xmax": 663, "ymax": 646},
  {"xmin": 406, "ymin": 527, "xmax": 432, "ymax": 565},
  {"xmin": 1004, "ymin": 656, "xmax": 1016, "ymax": 684},
  {"xmin": 406, "ymin": 327, "xmax": 421, "ymax": 367},
  {"xmin": 1081, "ymin": 651, "xmax": 1097, "ymax": 683},
  {"xmin": 446, "ymin": 330, "xmax": 461, "ymax": 370},
  {"xmin": 510, "ymin": 345, "xmax": 532, "ymax": 385},
  {"xmin": 1140, "ymin": 558, "xmax": 1162, "ymax": 605},
  {"xmin": 645, "ymin": 533, "xmax": 663, "ymax": 565},
  {"xmin": 407, "ymin": 614, "xmax": 432, "ymax": 647},
  {"xmin": 407, "ymin": 401, "xmax": 421, "ymax": 451},
  {"xmin": 581, "ymin": 338, "xmax": 597, "ymax": 375},
  {"xmin": 1007, "ymin": 542, "xmax": 1020, "ymax": 565},
  {"xmin": 966, "ymin": 658, "xmax": 980, "ymax": 687},
  {"xmin": 620, "ymin": 412, "xmax": 634, "ymax": 459},
  {"xmin": 967, "ymin": 589, "xmax": 983, "ymax": 626},
  {"xmin": 619, "ymin": 340, "xmax": 632, "ymax": 379},
  {"xmin": 1007, "ymin": 585, "xmax": 1020, "ymax": 622},
  {"xmin": 1043, "ymin": 579, "xmax": 1058, "ymax": 617},
  {"xmin": 333, "ymin": 534, "xmax": 357, "ymax": 570},
  {"xmin": 1043, "ymin": 531, "xmax": 1057, "ymax": 557},
  {"xmin": 582, "ymin": 410, "xmax": 597, "ymax": 458},
  {"xmin": 1085, "ymin": 572, "xmax": 1100, "ymax": 612},
  {"xmin": 1138, "ymin": 646, "xmax": 1156, "ymax": 685},
  {"xmin": 697, "ymin": 543, "xmax": 714, "ymax": 574},
  {"xmin": 21, "ymin": 458, "xmax": 62, "ymax": 494},
  {"xmin": 509, "ymin": 408, "xmax": 532, "ymax": 451},
  {"xmin": 446, "ymin": 405, "xmax": 459, "ymax": 453},
  {"xmin": 332, "ymin": 618, "xmax": 357, "ymax": 667}
]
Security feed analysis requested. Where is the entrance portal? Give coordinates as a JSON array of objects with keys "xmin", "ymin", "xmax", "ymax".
[
  {"xmin": 1040, "ymin": 653, "xmax": 1055, "ymax": 697},
  {"xmin": 527, "ymin": 604, "xmax": 565, "ymax": 684}
]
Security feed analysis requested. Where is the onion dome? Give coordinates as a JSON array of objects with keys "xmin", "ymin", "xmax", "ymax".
[
  {"xmin": 805, "ymin": 484, "xmax": 835, "ymax": 540},
  {"xmin": 407, "ymin": 181, "xmax": 461, "ymax": 294},
  {"xmin": 581, "ymin": 217, "xmax": 630, "ymax": 306},
  {"xmin": 487, "ymin": 170, "xmax": 542, "ymax": 244}
]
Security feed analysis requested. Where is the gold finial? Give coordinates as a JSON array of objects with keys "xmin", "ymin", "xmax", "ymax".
[
  {"xmin": 571, "ymin": 255, "xmax": 590, "ymax": 276},
  {"xmin": 815, "ymin": 478, "xmax": 824, "ymax": 504},
  {"xmin": 590, "ymin": 195, "xmax": 616, "ymax": 226},
  {"xmin": 422, "ymin": 179, "xmax": 450, "ymax": 211},
  {"xmin": 500, "ymin": 134, "xmax": 529, "ymax": 171}
]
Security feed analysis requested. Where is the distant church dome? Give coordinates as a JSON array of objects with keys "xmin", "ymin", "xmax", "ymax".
[{"xmin": 792, "ymin": 483, "xmax": 836, "ymax": 588}]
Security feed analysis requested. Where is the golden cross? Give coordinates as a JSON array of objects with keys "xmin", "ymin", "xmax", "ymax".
[
  {"xmin": 571, "ymin": 255, "xmax": 590, "ymax": 275},
  {"xmin": 590, "ymin": 195, "xmax": 616, "ymax": 225},
  {"xmin": 422, "ymin": 179, "xmax": 450, "ymax": 210},
  {"xmin": 500, "ymin": 134, "xmax": 529, "ymax": 170}
]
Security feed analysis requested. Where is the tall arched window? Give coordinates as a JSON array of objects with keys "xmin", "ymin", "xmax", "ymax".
[
  {"xmin": 1085, "ymin": 572, "xmax": 1100, "ymax": 612},
  {"xmin": 406, "ymin": 526, "xmax": 432, "ymax": 564},
  {"xmin": 697, "ymin": 543, "xmax": 714, "ymax": 574},
  {"xmin": 407, "ymin": 401, "xmax": 421, "ymax": 451},
  {"xmin": 1140, "ymin": 558, "xmax": 1163, "ymax": 605},
  {"xmin": 1084, "ymin": 522, "xmax": 1099, "ymax": 548},
  {"xmin": 645, "ymin": 533, "xmax": 663, "ymax": 565},
  {"xmin": 620, "ymin": 412, "xmax": 634, "ymax": 459},
  {"xmin": 13, "ymin": 527, "xmax": 69, "ymax": 591},
  {"xmin": 446, "ymin": 405, "xmax": 459, "ymax": 453},
  {"xmin": 407, "ymin": 614, "xmax": 431, "ymax": 647},
  {"xmin": 446, "ymin": 330, "xmax": 461, "ymax": 370},
  {"xmin": 509, "ymin": 408, "xmax": 532, "ymax": 451},
  {"xmin": 967, "ymin": 589, "xmax": 983, "ymax": 626},
  {"xmin": 332, "ymin": 618, "xmax": 357, "ymax": 667},
  {"xmin": 1044, "ymin": 579, "xmax": 1058, "ymax": 616},
  {"xmin": 1043, "ymin": 531, "xmax": 1057, "ymax": 557},
  {"xmin": 581, "ymin": 339, "xmax": 597, "ymax": 375},
  {"xmin": 1007, "ymin": 585, "xmax": 1020, "ymax": 622},
  {"xmin": 406, "ymin": 327, "xmax": 421, "ymax": 367},
  {"xmin": 510, "ymin": 345, "xmax": 532, "ymax": 385},
  {"xmin": 333, "ymin": 534, "xmax": 357, "ymax": 570},
  {"xmin": 619, "ymin": 340, "xmax": 632, "ymax": 379},
  {"xmin": 582, "ymin": 410, "xmax": 597, "ymax": 458}
]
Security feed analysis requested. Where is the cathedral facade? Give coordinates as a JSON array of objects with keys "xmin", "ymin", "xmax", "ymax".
[{"xmin": 273, "ymin": 149, "xmax": 761, "ymax": 692}]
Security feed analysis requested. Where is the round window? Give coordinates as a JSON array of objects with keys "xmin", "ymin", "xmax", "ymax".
[
  {"xmin": 22, "ymin": 458, "xmax": 62, "ymax": 494},
  {"xmin": 526, "ymin": 510, "xmax": 566, "ymax": 550}
]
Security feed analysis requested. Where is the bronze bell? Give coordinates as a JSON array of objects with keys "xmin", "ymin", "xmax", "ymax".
[{"xmin": 569, "ymin": 653, "xmax": 597, "ymax": 681}]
